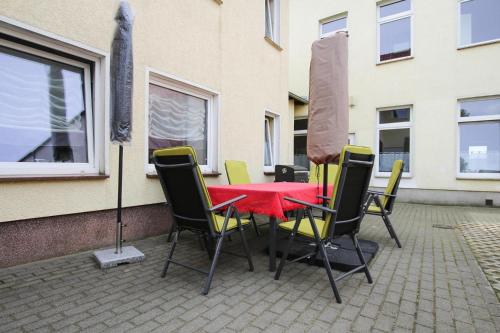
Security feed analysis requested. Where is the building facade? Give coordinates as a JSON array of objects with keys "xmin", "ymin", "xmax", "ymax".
[
  {"xmin": 289, "ymin": 0, "xmax": 500, "ymax": 206},
  {"xmin": 0, "ymin": 0, "xmax": 290, "ymax": 267}
]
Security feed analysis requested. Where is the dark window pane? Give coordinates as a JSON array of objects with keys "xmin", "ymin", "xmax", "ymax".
[
  {"xmin": 321, "ymin": 17, "xmax": 347, "ymax": 35},
  {"xmin": 460, "ymin": 98, "xmax": 500, "ymax": 117},
  {"xmin": 380, "ymin": 0, "xmax": 411, "ymax": 18},
  {"xmin": 379, "ymin": 128, "xmax": 410, "ymax": 172},
  {"xmin": 380, "ymin": 17, "xmax": 411, "ymax": 61},
  {"xmin": 294, "ymin": 118, "xmax": 308, "ymax": 131},
  {"xmin": 379, "ymin": 108, "xmax": 411, "ymax": 124},
  {"xmin": 148, "ymin": 84, "xmax": 208, "ymax": 165},
  {"xmin": 0, "ymin": 46, "xmax": 88, "ymax": 163},
  {"xmin": 461, "ymin": 0, "xmax": 500, "ymax": 45},
  {"xmin": 294, "ymin": 135, "xmax": 309, "ymax": 169},
  {"xmin": 459, "ymin": 121, "xmax": 500, "ymax": 174}
]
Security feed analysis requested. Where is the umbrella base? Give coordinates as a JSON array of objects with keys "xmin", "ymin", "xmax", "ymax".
[
  {"xmin": 273, "ymin": 235, "xmax": 378, "ymax": 272},
  {"xmin": 94, "ymin": 246, "xmax": 145, "ymax": 269}
]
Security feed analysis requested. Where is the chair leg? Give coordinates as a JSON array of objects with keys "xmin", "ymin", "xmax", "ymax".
[
  {"xmin": 202, "ymin": 234, "xmax": 214, "ymax": 260},
  {"xmin": 239, "ymin": 225, "xmax": 254, "ymax": 272},
  {"xmin": 352, "ymin": 234, "xmax": 373, "ymax": 284},
  {"xmin": 198, "ymin": 234, "xmax": 206, "ymax": 251},
  {"xmin": 308, "ymin": 244, "xmax": 319, "ymax": 265},
  {"xmin": 317, "ymin": 241, "xmax": 342, "ymax": 304},
  {"xmin": 381, "ymin": 213, "xmax": 402, "ymax": 248},
  {"xmin": 203, "ymin": 235, "xmax": 224, "ymax": 295},
  {"xmin": 274, "ymin": 227, "xmax": 297, "ymax": 280},
  {"xmin": 167, "ymin": 225, "xmax": 176, "ymax": 242},
  {"xmin": 162, "ymin": 231, "xmax": 178, "ymax": 277},
  {"xmin": 250, "ymin": 213, "xmax": 260, "ymax": 237}
]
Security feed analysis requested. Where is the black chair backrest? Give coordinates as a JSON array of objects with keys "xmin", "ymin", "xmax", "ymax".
[
  {"xmin": 154, "ymin": 151, "xmax": 214, "ymax": 234},
  {"xmin": 327, "ymin": 150, "xmax": 375, "ymax": 238}
]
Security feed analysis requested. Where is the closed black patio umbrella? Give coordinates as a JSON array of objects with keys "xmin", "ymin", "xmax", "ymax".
[{"xmin": 94, "ymin": 0, "xmax": 144, "ymax": 268}]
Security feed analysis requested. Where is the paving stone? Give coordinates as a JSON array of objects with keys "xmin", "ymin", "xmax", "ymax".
[
  {"xmin": 0, "ymin": 204, "xmax": 499, "ymax": 332},
  {"xmin": 352, "ymin": 316, "xmax": 375, "ymax": 332}
]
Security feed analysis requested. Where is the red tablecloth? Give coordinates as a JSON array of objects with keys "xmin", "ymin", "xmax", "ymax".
[{"xmin": 208, "ymin": 183, "xmax": 333, "ymax": 221}]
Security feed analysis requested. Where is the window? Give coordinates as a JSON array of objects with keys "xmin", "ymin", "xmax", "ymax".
[
  {"xmin": 376, "ymin": 107, "xmax": 412, "ymax": 176},
  {"xmin": 0, "ymin": 33, "xmax": 105, "ymax": 176},
  {"xmin": 320, "ymin": 15, "xmax": 347, "ymax": 38},
  {"xmin": 377, "ymin": 0, "xmax": 412, "ymax": 62},
  {"xmin": 265, "ymin": 0, "xmax": 280, "ymax": 44},
  {"xmin": 147, "ymin": 70, "xmax": 218, "ymax": 174},
  {"xmin": 264, "ymin": 112, "xmax": 280, "ymax": 172},
  {"xmin": 459, "ymin": 0, "xmax": 500, "ymax": 47},
  {"xmin": 458, "ymin": 97, "xmax": 500, "ymax": 178},
  {"xmin": 293, "ymin": 118, "xmax": 308, "ymax": 169},
  {"xmin": 348, "ymin": 133, "xmax": 356, "ymax": 145}
]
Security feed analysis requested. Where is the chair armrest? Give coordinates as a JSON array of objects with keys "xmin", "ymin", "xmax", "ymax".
[
  {"xmin": 366, "ymin": 190, "xmax": 396, "ymax": 198},
  {"xmin": 209, "ymin": 194, "xmax": 247, "ymax": 212},
  {"xmin": 284, "ymin": 197, "xmax": 337, "ymax": 215},
  {"xmin": 316, "ymin": 195, "xmax": 331, "ymax": 202}
]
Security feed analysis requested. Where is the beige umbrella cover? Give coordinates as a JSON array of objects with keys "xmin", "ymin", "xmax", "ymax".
[{"xmin": 307, "ymin": 32, "xmax": 348, "ymax": 165}]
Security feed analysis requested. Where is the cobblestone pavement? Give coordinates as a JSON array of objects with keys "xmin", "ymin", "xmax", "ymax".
[
  {"xmin": 458, "ymin": 217, "xmax": 500, "ymax": 301},
  {"xmin": 0, "ymin": 203, "xmax": 499, "ymax": 332}
]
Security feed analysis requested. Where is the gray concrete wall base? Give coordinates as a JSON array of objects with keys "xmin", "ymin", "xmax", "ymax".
[
  {"xmin": 371, "ymin": 187, "xmax": 500, "ymax": 207},
  {"xmin": 0, "ymin": 204, "xmax": 172, "ymax": 268}
]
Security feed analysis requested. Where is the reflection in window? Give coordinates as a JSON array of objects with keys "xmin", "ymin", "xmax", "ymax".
[
  {"xmin": 320, "ymin": 16, "xmax": 347, "ymax": 38},
  {"xmin": 294, "ymin": 135, "xmax": 308, "ymax": 169},
  {"xmin": 458, "ymin": 98, "xmax": 500, "ymax": 176},
  {"xmin": 460, "ymin": 0, "xmax": 500, "ymax": 46},
  {"xmin": 265, "ymin": 0, "xmax": 280, "ymax": 43},
  {"xmin": 379, "ymin": 108, "xmax": 411, "ymax": 124},
  {"xmin": 380, "ymin": 0, "xmax": 411, "ymax": 18},
  {"xmin": 377, "ymin": 108, "xmax": 411, "ymax": 174},
  {"xmin": 0, "ymin": 45, "xmax": 88, "ymax": 163},
  {"xmin": 148, "ymin": 84, "xmax": 208, "ymax": 165},
  {"xmin": 378, "ymin": 0, "xmax": 412, "ymax": 62},
  {"xmin": 264, "ymin": 116, "xmax": 274, "ymax": 167}
]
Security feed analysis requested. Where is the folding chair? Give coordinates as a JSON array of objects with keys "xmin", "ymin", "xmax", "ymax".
[
  {"xmin": 154, "ymin": 146, "xmax": 254, "ymax": 295},
  {"xmin": 365, "ymin": 160, "xmax": 404, "ymax": 248},
  {"xmin": 274, "ymin": 145, "xmax": 375, "ymax": 303},
  {"xmin": 224, "ymin": 160, "xmax": 261, "ymax": 236}
]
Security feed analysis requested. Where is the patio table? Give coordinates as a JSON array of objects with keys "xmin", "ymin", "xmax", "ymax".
[{"xmin": 207, "ymin": 182, "xmax": 333, "ymax": 272}]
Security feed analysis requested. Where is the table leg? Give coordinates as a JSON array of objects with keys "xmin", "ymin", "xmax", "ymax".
[{"xmin": 269, "ymin": 216, "xmax": 277, "ymax": 272}]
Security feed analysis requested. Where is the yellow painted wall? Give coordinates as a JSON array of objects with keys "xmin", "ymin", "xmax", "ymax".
[
  {"xmin": 0, "ymin": 0, "xmax": 290, "ymax": 222},
  {"xmin": 289, "ymin": 0, "xmax": 500, "ymax": 192}
]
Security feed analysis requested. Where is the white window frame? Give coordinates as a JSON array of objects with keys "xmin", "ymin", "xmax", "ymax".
[
  {"xmin": 456, "ymin": 96, "xmax": 500, "ymax": 179},
  {"xmin": 376, "ymin": 0, "xmax": 413, "ymax": 64},
  {"xmin": 375, "ymin": 105, "xmax": 413, "ymax": 177},
  {"xmin": 145, "ymin": 68, "xmax": 219, "ymax": 175},
  {"xmin": 319, "ymin": 14, "xmax": 348, "ymax": 39},
  {"xmin": 265, "ymin": 0, "xmax": 280, "ymax": 44},
  {"xmin": 264, "ymin": 111, "xmax": 280, "ymax": 172},
  {"xmin": 457, "ymin": 0, "xmax": 500, "ymax": 49},
  {"xmin": 0, "ymin": 16, "xmax": 108, "ymax": 176}
]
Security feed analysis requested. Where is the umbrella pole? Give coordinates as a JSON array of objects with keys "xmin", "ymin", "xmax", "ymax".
[
  {"xmin": 322, "ymin": 163, "xmax": 328, "ymax": 220},
  {"xmin": 115, "ymin": 144, "xmax": 124, "ymax": 254}
]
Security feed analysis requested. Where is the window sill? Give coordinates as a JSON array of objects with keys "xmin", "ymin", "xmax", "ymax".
[
  {"xmin": 0, "ymin": 174, "xmax": 109, "ymax": 182},
  {"xmin": 264, "ymin": 36, "xmax": 283, "ymax": 51},
  {"xmin": 458, "ymin": 39, "xmax": 500, "ymax": 50},
  {"xmin": 375, "ymin": 173, "xmax": 412, "ymax": 179},
  {"xmin": 146, "ymin": 172, "xmax": 221, "ymax": 179},
  {"xmin": 456, "ymin": 175, "xmax": 500, "ymax": 180},
  {"xmin": 376, "ymin": 56, "xmax": 413, "ymax": 66}
]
